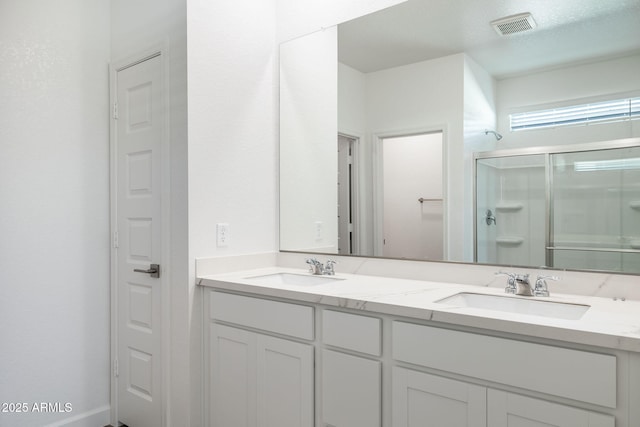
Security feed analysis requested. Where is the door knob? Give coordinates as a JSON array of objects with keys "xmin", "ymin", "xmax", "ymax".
[
  {"xmin": 134, "ymin": 263, "xmax": 160, "ymax": 278},
  {"xmin": 485, "ymin": 209, "xmax": 496, "ymax": 225}
]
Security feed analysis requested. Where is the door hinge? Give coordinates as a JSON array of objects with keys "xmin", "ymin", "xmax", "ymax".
[
  {"xmin": 113, "ymin": 231, "xmax": 119, "ymax": 249},
  {"xmin": 113, "ymin": 359, "xmax": 119, "ymax": 377},
  {"xmin": 112, "ymin": 102, "xmax": 118, "ymax": 119}
]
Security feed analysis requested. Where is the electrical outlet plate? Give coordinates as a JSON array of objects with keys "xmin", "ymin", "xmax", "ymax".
[{"xmin": 217, "ymin": 223, "xmax": 230, "ymax": 247}]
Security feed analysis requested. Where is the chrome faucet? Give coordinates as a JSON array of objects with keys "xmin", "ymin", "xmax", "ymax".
[
  {"xmin": 497, "ymin": 271, "xmax": 559, "ymax": 297},
  {"xmin": 305, "ymin": 258, "xmax": 337, "ymax": 275},
  {"xmin": 496, "ymin": 271, "xmax": 533, "ymax": 296}
]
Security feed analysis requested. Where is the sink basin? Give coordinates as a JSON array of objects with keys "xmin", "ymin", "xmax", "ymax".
[
  {"xmin": 244, "ymin": 272, "xmax": 344, "ymax": 286},
  {"xmin": 435, "ymin": 292, "xmax": 589, "ymax": 320}
]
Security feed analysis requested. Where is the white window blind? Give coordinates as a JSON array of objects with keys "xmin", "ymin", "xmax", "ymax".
[{"xmin": 510, "ymin": 97, "xmax": 640, "ymax": 131}]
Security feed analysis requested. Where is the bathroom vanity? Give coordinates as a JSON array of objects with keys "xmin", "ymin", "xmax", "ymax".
[{"xmin": 198, "ymin": 260, "xmax": 640, "ymax": 427}]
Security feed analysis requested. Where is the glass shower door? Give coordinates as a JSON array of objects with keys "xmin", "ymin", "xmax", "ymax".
[
  {"xmin": 550, "ymin": 146, "xmax": 640, "ymax": 273},
  {"xmin": 476, "ymin": 154, "xmax": 546, "ymax": 267}
]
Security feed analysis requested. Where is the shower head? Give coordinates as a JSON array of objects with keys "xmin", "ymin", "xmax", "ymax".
[{"xmin": 485, "ymin": 130, "xmax": 503, "ymax": 141}]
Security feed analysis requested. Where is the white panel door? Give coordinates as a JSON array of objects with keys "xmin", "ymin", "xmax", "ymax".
[
  {"xmin": 487, "ymin": 390, "xmax": 614, "ymax": 427},
  {"xmin": 256, "ymin": 334, "xmax": 314, "ymax": 427},
  {"xmin": 392, "ymin": 366, "xmax": 487, "ymax": 427},
  {"xmin": 115, "ymin": 54, "xmax": 164, "ymax": 427},
  {"xmin": 382, "ymin": 132, "xmax": 443, "ymax": 260}
]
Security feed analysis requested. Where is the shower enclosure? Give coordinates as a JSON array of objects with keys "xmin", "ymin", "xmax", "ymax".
[{"xmin": 475, "ymin": 138, "xmax": 640, "ymax": 274}]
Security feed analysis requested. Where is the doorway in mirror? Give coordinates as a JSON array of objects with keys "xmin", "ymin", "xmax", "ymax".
[
  {"xmin": 377, "ymin": 132, "xmax": 444, "ymax": 260},
  {"xmin": 338, "ymin": 134, "xmax": 358, "ymax": 254}
]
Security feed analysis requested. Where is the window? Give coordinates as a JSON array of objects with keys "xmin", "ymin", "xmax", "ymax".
[{"xmin": 510, "ymin": 97, "xmax": 640, "ymax": 131}]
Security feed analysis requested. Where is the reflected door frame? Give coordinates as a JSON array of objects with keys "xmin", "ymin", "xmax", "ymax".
[
  {"xmin": 338, "ymin": 132, "xmax": 362, "ymax": 255},
  {"xmin": 372, "ymin": 126, "xmax": 448, "ymax": 258}
]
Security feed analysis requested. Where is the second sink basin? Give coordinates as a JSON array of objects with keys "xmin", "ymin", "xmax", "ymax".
[
  {"xmin": 436, "ymin": 292, "xmax": 589, "ymax": 320},
  {"xmin": 245, "ymin": 272, "xmax": 345, "ymax": 286}
]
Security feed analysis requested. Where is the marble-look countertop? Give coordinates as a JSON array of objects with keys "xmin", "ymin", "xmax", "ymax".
[{"xmin": 198, "ymin": 266, "xmax": 640, "ymax": 353}]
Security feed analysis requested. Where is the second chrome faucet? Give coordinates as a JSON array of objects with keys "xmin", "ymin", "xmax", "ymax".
[
  {"xmin": 305, "ymin": 258, "xmax": 337, "ymax": 276},
  {"xmin": 496, "ymin": 271, "xmax": 558, "ymax": 297}
]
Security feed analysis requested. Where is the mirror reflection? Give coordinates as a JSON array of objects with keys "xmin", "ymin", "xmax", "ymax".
[{"xmin": 279, "ymin": 0, "xmax": 640, "ymax": 273}]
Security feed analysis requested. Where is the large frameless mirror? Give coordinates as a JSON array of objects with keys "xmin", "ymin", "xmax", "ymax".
[{"xmin": 279, "ymin": 0, "xmax": 640, "ymax": 273}]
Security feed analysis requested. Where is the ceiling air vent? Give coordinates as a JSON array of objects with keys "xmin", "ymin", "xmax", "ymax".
[{"xmin": 491, "ymin": 12, "xmax": 537, "ymax": 36}]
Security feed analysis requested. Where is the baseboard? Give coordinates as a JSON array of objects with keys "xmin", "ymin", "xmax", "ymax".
[{"xmin": 43, "ymin": 405, "xmax": 110, "ymax": 427}]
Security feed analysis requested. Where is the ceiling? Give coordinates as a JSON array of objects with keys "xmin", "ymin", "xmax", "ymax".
[{"xmin": 338, "ymin": 0, "xmax": 640, "ymax": 78}]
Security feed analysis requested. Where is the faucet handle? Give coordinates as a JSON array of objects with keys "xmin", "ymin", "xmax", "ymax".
[
  {"xmin": 323, "ymin": 260, "xmax": 337, "ymax": 275},
  {"xmin": 534, "ymin": 275, "xmax": 559, "ymax": 297},
  {"xmin": 496, "ymin": 271, "xmax": 517, "ymax": 294}
]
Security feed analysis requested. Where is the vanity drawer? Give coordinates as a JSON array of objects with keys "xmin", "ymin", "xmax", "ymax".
[
  {"xmin": 210, "ymin": 291, "xmax": 314, "ymax": 340},
  {"xmin": 392, "ymin": 321, "xmax": 616, "ymax": 408},
  {"xmin": 323, "ymin": 310, "xmax": 381, "ymax": 356}
]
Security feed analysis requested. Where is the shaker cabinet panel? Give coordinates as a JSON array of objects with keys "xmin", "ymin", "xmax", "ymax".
[
  {"xmin": 392, "ymin": 366, "xmax": 487, "ymax": 427},
  {"xmin": 256, "ymin": 334, "xmax": 314, "ymax": 427},
  {"xmin": 209, "ymin": 324, "xmax": 256, "ymax": 427},
  {"xmin": 322, "ymin": 310, "xmax": 381, "ymax": 356},
  {"xmin": 322, "ymin": 349, "xmax": 381, "ymax": 427},
  {"xmin": 488, "ymin": 389, "xmax": 615, "ymax": 427},
  {"xmin": 210, "ymin": 291, "xmax": 314, "ymax": 339}
]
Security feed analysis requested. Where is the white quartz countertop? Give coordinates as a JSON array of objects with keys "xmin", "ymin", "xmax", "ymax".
[{"xmin": 198, "ymin": 266, "xmax": 640, "ymax": 353}]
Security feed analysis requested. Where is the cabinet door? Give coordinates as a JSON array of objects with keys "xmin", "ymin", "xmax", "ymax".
[
  {"xmin": 392, "ymin": 366, "xmax": 487, "ymax": 427},
  {"xmin": 209, "ymin": 323, "xmax": 256, "ymax": 427},
  {"xmin": 488, "ymin": 389, "xmax": 615, "ymax": 427},
  {"xmin": 256, "ymin": 334, "xmax": 314, "ymax": 427},
  {"xmin": 322, "ymin": 349, "xmax": 381, "ymax": 427}
]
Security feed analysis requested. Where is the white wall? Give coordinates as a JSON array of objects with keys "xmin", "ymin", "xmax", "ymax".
[
  {"xmin": 338, "ymin": 63, "xmax": 367, "ymax": 136},
  {"xmin": 0, "ymin": 1, "xmax": 111, "ymax": 426},
  {"xmin": 280, "ymin": 27, "xmax": 338, "ymax": 252},
  {"xmin": 496, "ymin": 53, "xmax": 640, "ymax": 149},
  {"xmin": 187, "ymin": 0, "xmax": 278, "ymax": 261}
]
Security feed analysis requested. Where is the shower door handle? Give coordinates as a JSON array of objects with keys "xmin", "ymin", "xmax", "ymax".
[{"xmin": 134, "ymin": 263, "xmax": 160, "ymax": 278}]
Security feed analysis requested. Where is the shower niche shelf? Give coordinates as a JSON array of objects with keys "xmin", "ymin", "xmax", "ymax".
[
  {"xmin": 496, "ymin": 236, "xmax": 524, "ymax": 246},
  {"xmin": 495, "ymin": 202, "xmax": 524, "ymax": 212},
  {"xmin": 629, "ymin": 201, "xmax": 640, "ymax": 210}
]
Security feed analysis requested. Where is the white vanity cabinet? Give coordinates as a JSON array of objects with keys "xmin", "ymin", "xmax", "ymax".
[
  {"xmin": 206, "ymin": 291, "xmax": 314, "ymax": 427},
  {"xmin": 392, "ymin": 365, "xmax": 614, "ymax": 427},
  {"xmin": 321, "ymin": 310, "xmax": 382, "ymax": 427},
  {"xmin": 202, "ymin": 286, "xmax": 637, "ymax": 427},
  {"xmin": 392, "ymin": 321, "xmax": 616, "ymax": 427}
]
